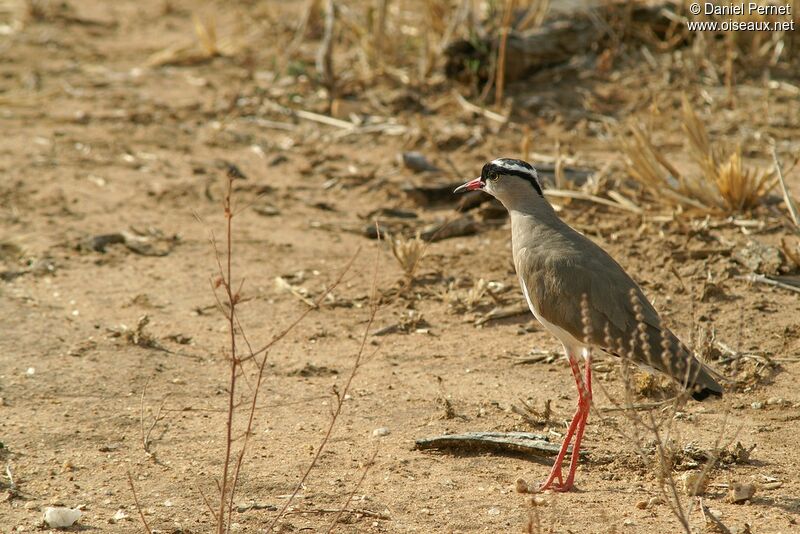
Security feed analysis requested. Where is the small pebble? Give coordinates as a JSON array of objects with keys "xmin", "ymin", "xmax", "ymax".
[
  {"xmin": 514, "ymin": 478, "xmax": 529, "ymax": 494},
  {"xmin": 635, "ymin": 500, "xmax": 648, "ymax": 510},
  {"xmin": 487, "ymin": 507, "xmax": 500, "ymax": 516},
  {"xmin": 526, "ymin": 495, "xmax": 547, "ymax": 507},
  {"xmin": 751, "ymin": 402, "xmax": 763, "ymax": 410},
  {"xmin": 111, "ymin": 509, "xmax": 128, "ymax": 523},
  {"xmin": 372, "ymin": 427, "xmax": 390, "ymax": 437},
  {"xmin": 705, "ymin": 508, "xmax": 724, "ymax": 523},
  {"xmin": 43, "ymin": 507, "xmax": 81, "ymax": 528}
]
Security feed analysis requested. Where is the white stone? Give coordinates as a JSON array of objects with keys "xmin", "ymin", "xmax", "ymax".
[{"xmin": 43, "ymin": 507, "xmax": 81, "ymax": 528}]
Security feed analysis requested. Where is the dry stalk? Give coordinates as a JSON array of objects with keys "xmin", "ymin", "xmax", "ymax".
[
  {"xmin": 207, "ymin": 169, "xmax": 359, "ymax": 533},
  {"xmin": 139, "ymin": 378, "xmax": 169, "ymax": 456},
  {"xmin": 213, "ymin": 171, "xmax": 238, "ymax": 534},
  {"xmin": 317, "ymin": 0, "xmax": 336, "ymax": 109},
  {"xmin": 266, "ymin": 239, "xmax": 383, "ymax": 531},
  {"xmin": 495, "ymin": 0, "xmax": 516, "ymax": 107},
  {"xmin": 620, "ymin": 96, "xmax": 775, "ymax": 213},
  {"xmin": 585, "ymin": 290, "xmax": 734, "ymax": 533},
  {"xmin": 517, "ymin": 0, "xmax": 550, "ymax": 31},
  {"xmin": 198, "ymin": 485, "xmax": 219, "ymax": 523},
  {"xmin": 372, "ymin": 0, "xmax": 390, "ymax": 65},
  {"xmin": 771, "ymin": 147, "xmax": 799, "ymax": 227},
  {"xmin": 326, "ymin": 446, "xmax": 380, "ymax": 532},
  {"xmin": 127, "ymin": 471, "xmax": 153, "ymax": 534},
  {"xmin": 289, "ymin": 0, "xmax": 323, "ymax": 51}
]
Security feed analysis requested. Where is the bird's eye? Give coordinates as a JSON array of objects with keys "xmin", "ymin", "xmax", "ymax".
[{"xmin": 488, "ymin": 172, "xmax": 499, "ymax": 181}]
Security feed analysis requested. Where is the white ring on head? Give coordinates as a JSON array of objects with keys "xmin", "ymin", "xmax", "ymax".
[{"xmin": 491, "ymin": 159, "xmax": 542, "ymax": 190}]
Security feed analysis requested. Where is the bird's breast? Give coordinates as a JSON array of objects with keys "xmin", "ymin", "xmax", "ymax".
[{"xmin": 518, "ymin": 275, "xmax": 586, "ymax": 354}]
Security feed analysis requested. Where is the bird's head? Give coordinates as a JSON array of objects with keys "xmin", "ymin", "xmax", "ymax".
[{"xmin": 454, "ymin": 158, "xmax": 544, "ymax": 208}]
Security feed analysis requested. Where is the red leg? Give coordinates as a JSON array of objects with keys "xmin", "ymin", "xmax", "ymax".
[
  {"xmin": 538, "ymin": 404, "xmax": 582, "ymax": 490},
  {"xmin": 539, "ymin": 350, "xmax": 592, "ymax": 492},
  {"xmin": 558, "ymin": 353, "xmax": 593, "ymax": 491}
]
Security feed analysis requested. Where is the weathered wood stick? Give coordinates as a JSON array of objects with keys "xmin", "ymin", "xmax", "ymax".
[{"xmin": 415, "ymin": 431, "xmax": 585, "ymax": 458}]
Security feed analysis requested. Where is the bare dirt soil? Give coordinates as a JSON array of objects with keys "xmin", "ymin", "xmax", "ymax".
[{"xmin": 1, "ymin": 1, "xmax": 799, "ymax": 533}]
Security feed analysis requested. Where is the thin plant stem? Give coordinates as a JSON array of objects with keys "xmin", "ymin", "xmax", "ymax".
[
  {"xmin": 217, "ymin": 173, "xmax": 237, "ymax": 534},
  {"xmin": 267, "ymin": 241, "xmax": 382, "ymax": 531},
  {"xmin": 127, "ymin": 471, "xmax": 153, "ymax": 534},
  {"xmin": 326, "ymin": 446, "xmax": 380, "ymax": 533},
  {"xmin": 495, "ymin": 0, "xmax": 515, "ymax": 107}
]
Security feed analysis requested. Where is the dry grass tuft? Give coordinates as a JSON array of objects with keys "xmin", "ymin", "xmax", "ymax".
[
  {"xmin": 439, "ymin": 278, "xmax": 494, "ymax": 314},
  {"xmin": 621, "ymin": 96, "xmax": 775, "ymax": 213},
  {"xmin": 681, "ymin": 98, "xmax": 776, "ymax": 211},
  {"xmin": 390, "ymin": 233, "xmax": 426, "ymax": 281},
  {"xmin": 145, "ymin": 13, "xmax": 251, "ymax": 68}
]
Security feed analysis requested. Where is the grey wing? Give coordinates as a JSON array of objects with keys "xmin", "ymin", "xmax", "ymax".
[{"xmin": 518, "ymin": 245, "xmax": 723, "ymax": 399}]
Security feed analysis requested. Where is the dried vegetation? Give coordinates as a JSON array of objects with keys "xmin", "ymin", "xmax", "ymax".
[
  {"xmin": 622, "ymin": 97, "xmax": 777, "ymax": 213},
  {"xmin": 2, "ymin": 0, "xmax": 800, "ymax": 532}
]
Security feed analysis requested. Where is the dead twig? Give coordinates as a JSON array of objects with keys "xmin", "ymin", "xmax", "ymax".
[
  {"xmin": 495, "ymin": 0, "xmax": 515, "ymax": 107},
  {"xmin": 326, "ymin": 446, "xmax": 380, "ymax": 532},
  {"xmin": 139, "ymin": 379, "xmax": 169, "ymax": 456},
  {"xmin": 250, "ymin": 252, "xmax": 359, "ymax": 359},
  {"xmin": 772, "ymin": 147, "xmax": 799, "ymax": 228},
  {"xmin": 475, "ymin": 303, "xmax": 530, "ymax": 325},
  {"xmin": 126, "ymin": 471, "xmax": 153, "ymax": 534},
  {"xmin": 316, "ymin": 0, "xmax": 335, "ymax": 110},
  {"xmin": 453, "ymin": 91, "xmax": 508, "ymax": 123},
  {"xmin": 198, "ymin": 485, "xmax": 219, "ymax": 523},
  {"xmin": 267, "ymin": 237, "xmax": 382, "ymax": 530},
  {"xmin": 214, "ymin": 172, "xmax": 238, "ymax": 534},
  {"xmin": 737, "ymin": 273, "xmax": 800, "ymax": 294},
  {"xmin": 285, "ymin": 507, "xmax": 389, "ymax": 520},
  {"xmin": 544, "ymin": 189, "xmax": 643, "ymax": 214},
  {"xmin": 598, "ymin": 399, "xmax": 675, "ymax": 413},
  {"xmin": 414, "ymin": 431, "xmax": 578, "ymax": 458},
  {"xmin": 700, "ymin": 498, "xmax": 733, "ymax": 534},
  {"xmin": 294, "ymin": 109, "xmax": 354, "ymax": 129}
]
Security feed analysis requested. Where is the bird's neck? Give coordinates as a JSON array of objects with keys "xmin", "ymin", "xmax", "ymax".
[
  {"xmin": 508, "ymin": 200, "xmax": 572, "ymax": 255},
  {"xmin": 505, "ymin": 193, "xmax": 563, "ymax": 230},
  {"xmin": 496, "ymin": 186, "xmax": 557, "ymax": 215}
]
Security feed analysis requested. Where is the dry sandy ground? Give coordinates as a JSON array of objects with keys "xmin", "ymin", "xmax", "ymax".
[{"xmin": 1, "ymin": 1, "xmax": 799, "ymax": 533}]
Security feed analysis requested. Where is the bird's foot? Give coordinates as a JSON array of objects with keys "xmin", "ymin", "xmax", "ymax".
[
  {"xmin": 538, "ymin": 475, "xmax": 575, "ymax": 493},
  {"xmin": 541, "ymin": 482, "xmax": 574, "ymax": 493},
  {"xmin": 538, "ymin": 469, "xmax": 567, "ymax": 492}
]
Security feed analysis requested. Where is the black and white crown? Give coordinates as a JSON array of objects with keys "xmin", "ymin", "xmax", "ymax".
[{"xmin": 482, "ymin": 158, "xmax": 543, "ymax": 195}]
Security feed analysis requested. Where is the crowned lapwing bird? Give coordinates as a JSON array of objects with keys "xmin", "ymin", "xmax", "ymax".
[{"xmin": 455, "ymin": 158, "xmax": 723, "ymax": 492}]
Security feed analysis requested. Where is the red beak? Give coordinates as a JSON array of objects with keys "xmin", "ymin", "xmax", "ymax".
[{"xmin": 453, "ymin": 177, "xmax": 483, "ymax": 194}]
